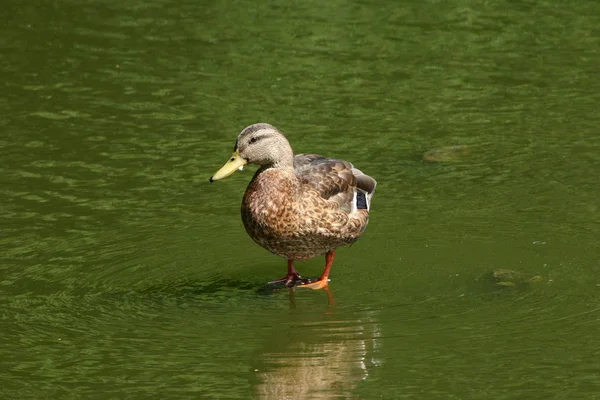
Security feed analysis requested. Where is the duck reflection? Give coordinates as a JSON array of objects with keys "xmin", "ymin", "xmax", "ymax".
[{"xmin": 254, "ymin": 288, "xmax": 381, "ymax": 399}]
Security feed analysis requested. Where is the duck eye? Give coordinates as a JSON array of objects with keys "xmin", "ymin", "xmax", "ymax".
[{"xmin": 249, "ymin": 137, "xmax": 258, "ymax": 144}]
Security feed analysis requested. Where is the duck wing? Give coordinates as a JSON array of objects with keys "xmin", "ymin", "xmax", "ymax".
[{"xmin": 294, "ymin": 153, "xmax": 376, "ymax": 213}]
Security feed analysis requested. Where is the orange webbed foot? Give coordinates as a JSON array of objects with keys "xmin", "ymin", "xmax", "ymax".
[{"xmin": 296, "ymin": 278, "xmax": 330, "ymax": 290}]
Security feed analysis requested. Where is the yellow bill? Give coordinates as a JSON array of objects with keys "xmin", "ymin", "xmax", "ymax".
[{"xmin": 210, "ymin": 151, "xmax": 247, "ymax": 182}]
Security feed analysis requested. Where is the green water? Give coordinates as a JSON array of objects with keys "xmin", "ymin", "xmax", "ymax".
[{"xmin": 2, "ymin": 0, "xmax": 600, "ymax": 398}]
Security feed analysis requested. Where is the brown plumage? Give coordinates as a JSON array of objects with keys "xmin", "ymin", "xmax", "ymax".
[{"xmin": 210, "ymin": 123, "xmax": 376, "ymax": 289}]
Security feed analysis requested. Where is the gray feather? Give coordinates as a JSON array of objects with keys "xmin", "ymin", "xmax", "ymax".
[{"xmin": 294, "ymin": 153, "xmax": 377, "ymax": 213}]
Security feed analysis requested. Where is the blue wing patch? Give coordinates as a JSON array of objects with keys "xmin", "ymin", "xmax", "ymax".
[{"xmin": 356, "ymin": 191, "xmax": 367, "ymax": 210}]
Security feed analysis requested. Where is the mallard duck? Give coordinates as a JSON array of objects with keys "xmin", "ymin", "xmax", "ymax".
[{"xmin": 210, "ymin": 123, "xmax": 376, "ymax": 289}]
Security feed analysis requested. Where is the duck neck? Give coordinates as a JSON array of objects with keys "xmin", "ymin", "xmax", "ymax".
[
  {"xmin": 266, "ymin": 145, "xmax": 295, "ymax": 171},
  {"xmin": 258, "ymin": 162, "xmax": 295, "ymax": 178},
  {"xmin": 272, "ymin": 158, "xmax": 294, "ymax": 171}
]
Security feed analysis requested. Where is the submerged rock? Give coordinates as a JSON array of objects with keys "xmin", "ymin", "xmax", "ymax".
[
  {"xmin": 423, "ymin": 145, "xmax": 470, "ymax": 163},
  {"xmin": 490, "ymin": 269, "xmax": 544, "ymax": 288}
]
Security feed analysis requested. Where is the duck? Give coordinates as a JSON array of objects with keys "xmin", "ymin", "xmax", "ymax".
[{"xmin": 210, "ymin": 123, "xmax": 376, "ymax": 290}]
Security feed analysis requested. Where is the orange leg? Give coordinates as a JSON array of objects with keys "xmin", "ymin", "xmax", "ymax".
[
  {"xmin": 298, "ymin": 250, "xmax": 335, "ymax": 290},
  {"xmin": 268, "ymin": 259, "xmax": 308, "ymax": 287}
]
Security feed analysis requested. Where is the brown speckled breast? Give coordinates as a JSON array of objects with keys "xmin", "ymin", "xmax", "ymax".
[{"xmin": 241, "ymin": 167, "xmax": 369, "ymax": 261}]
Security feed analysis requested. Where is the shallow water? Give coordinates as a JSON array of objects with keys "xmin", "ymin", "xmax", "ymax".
[{"xmin": 2, "ymin": 0, "xmax": 600, "ymax": 398}]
